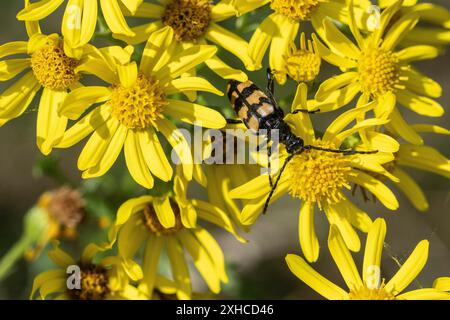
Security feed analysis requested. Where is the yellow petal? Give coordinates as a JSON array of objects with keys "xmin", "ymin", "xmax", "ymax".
[
  {"xmin": 157, "ymin": 45, "xmax": 217, "ymax": 83},
  {"xmin": 336, "ymin": 199, "xmax": 373, "ymax": 233},
  {"xmin": 139, "ymin": 235, "xmax": 163, "ymax": 297},
  {"xmin": 48, "ymin": 241, "xmax": 76, "ymax": 268},
  {"xmin": 328, "ymin": 225, "xmax": 363, "ymax": 289},
  {"xmin": 137, "ymin": 128, "xmax": 173, "ymax": 181},
  {"xmin": 194, "ymin": 199, "xmax": 247, "ymax": 243},
  {"xmin": 348, "ymin": 171, "xmax": 399, "ymax": 210},
  {"xmin": 386, "ymin": 108, "xmax": 423, "ymax": 145},
  {"xmin": 165, "ymin": 99, "xmax": 226, "ymax": 129},
  {"xmin": 113, "ymin": 22, "xmax": 163, "ymax": 45},
  {"xmin": 120, "ymin": 0, "xmax": 144, "ymax": 14},
  {"xmin": 402, "ymin": 70, "xmax": 442, "ymax": 102},
  {"xmin": 165, "ymin": 77, "xmax": 223, "ymax": 96},
  {"xmin": 397, "ymin": 144, "xmax": 450, "ymax": 178},
  {"xmin": 75, "ymin": 57, "xmax": 117, "ymax": 84},
  {"xmin": 312, "ymin": 33, "xmax": 357, "ymax": 69},
  {"xmin": 206, "ymin": 22, "xmax": 254, "ymax": 70},
  {"xmin": 36, "ymin": 89, "xmax": 68, "ymax": 155},
  {"xmin": 397, "ymin": 45, "xmax": 439, "ymax": 63},
  {"xmin": 325, "ymin": 204, "xmax": 361, "ymax": 253},
  {"xmin": 323, "ymin": 19, "xmax": 360, "ymax": 60},
  {"xmin": 269, "ymin": 18, "xmax": 299, "ymax": 83},
  {"xmin": 0, "ymin": 59, "xmax": 31, "ymax": 81},
  {"xmin": 82, "ymin": 123, "xmax": 127, "ymax": 178},
  {"xmin": 0, "ymin": 41, "xmax": 28, "ymax": 59},
  {"xmin": 316, "ymin": 72, "xmax": 358, "ymax": 102},
  {"xmin": 397, "ymin": 90, "xmax": 444, "ymax": 117},
  {"xmin": 62, "ymin": 0, "xmax": 83, "ymax": 49},
  {"xmin": 382, "ymin": 12, "xmax": 419, "ymax": 50},
  {"xmin": 385, "ymin": 240, "xmax": 429, "ymax": 295},
  {"xmin": 0, "ymin": 71, "xmax": 40, "ymax": 125},
  {"xmin": 78, "ymin": 118, "xmax": 119, "ymax": 170},
  {"xmin": 362, "ymin": 218, "xmax": 386, "ymax": 287},
  {"xmin": 157, "ymin": 118, "xmax": 193, "ymax": 181},
  {"xmin": 299, "ymin": 202, "xmax": 319, "ymax": 263},
  {"xmin": 192, "ymin": 228, "xmax": 228, "ymax": 283},
  {"xmin": 124, "ymin": 131, "xmax": 154, "ymax": 189},
  {"xmin": 17, "ymin": 0, "xmax": 65, "ymax": 20},
  {"xmin": 100, "ymin": 0, "xmax": 134, "ymax": 36},
  {"xmin": 434, "ymin": 277, "xmax": 450, "ymax": 291},
  {"xmin": 56, "ymin": 104, "xmax": 111, "ymax": 149},
  {"xmin": 229, "ymin": 174, "xmax": 271, "ymax": 200},
  {"xmin": 178, "ymin": 230, "xmax": 221, "ymax": 293},
  {"xmin": 285, "ymin": 254, "xmax": 347, "ymax": 300},
  {"xmin": 115, "ymin": 195, "xmax": 152, "ymax": 227},
  {"xmin": 397, "ymin": 289, "xmax": 450, "ymax": 300},
  {"xmin": 59, "ymin": 86, "xmax": 111, "ymax": 120},
  {"xmin": 204, "ymin": 55, "xmax": 248, "ymax": 82},
  {"xmin": 30, "ymin": 269, "xmax": 65, "ymax": 299},
  {"xmin": 392, "ymin": 167, "xmax": 429, "ymax": 211},
  {"xmin": 410, "ymin": 124, "xmax": 450, "ymax": 135},
  {"xmin": 248, "ymin": 13, "xmax": 281, "ymax": 70},
  {"xmin": 365, "ymin": 131, "xmax": 399, "ymax": 153},
  {"xmin": 211, "ymin": 0, "xmax": 238, "ymax": 21},
  {"xmin": 323, "ymin": 102, "xmax": 374, "ymax": 141},
  {"xmin": 117, "ymin": 61, "xmax": 138, "ymax": 88},
  {"xmin": 79, "ymin": 0, "xmax": 98, "ymax": 45},
  {"xmin": 140, "ymin": 26, "xmax": 173, "ymax": 76},
  {"xmin": 128, "ymin": 2, "xmax": 163, "ymax": 18},
  {"xmin": 153, "ymin": 196, "xmax": 176, "ymax": 228},
  {"xmin": 166, "ymin": 237, "xmax": 192, "ymax": 300}
]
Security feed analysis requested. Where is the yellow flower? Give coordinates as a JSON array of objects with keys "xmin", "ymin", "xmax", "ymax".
[
  {"xmin": 359, "ymin": 124, "xmax": 450, "ymax": 211},
  {"xmin": 283, "ymin": 32, "xmax": 322, "ymax": 83},
  {"xmin": 434, "ymin": 277, "xmax": 450, "ymax": 292},
  {"xmin": 30, "ymin": 241, "xmax": 143, "ymax": 300},
  {"xmin": 17, "ymin": 0, "xmax": 139, "ymax": 57},
  {"xmin": 56, "ymin": 26, "xmax": 226, "ymax": 189},
  {"xmin": 108, "ymin": 174, "xmax": 245, "ymax": 300},
  {"xmin": 243, "ymin": 0, "xmax": 356, "ymax": 83},
  {"xmin": 230, "ymin": 83, "xmax": 399, "ymax": 262},
  {"xmin": 26, "ymin": 187, "xmax": 86, "ymax": 261},
  {"xmin": 315, "ymin": 1, "xmax": 444, "ymax": 145},
  {"xmin": 286, "ymin": 218, "xmax": 450, "ymax": 300},
  {"xmin": 0, "ymin": 31, "xmax": 87, "ymax": 155},
  {"xmin": 190, "ymin": 125, "xmax": 261, "ymax": 233},
  {"xmin": 112, "ymin": 0, "xmax": 253, "ymax": 83},
  {"xmin": 358, "ymin": 0, "xmax": 450, "ymax": 48}
]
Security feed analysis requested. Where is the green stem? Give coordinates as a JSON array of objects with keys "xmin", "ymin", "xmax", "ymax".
[{"xmin": 0, "ymin": 237, "xmax": 33, "ymax": 281}]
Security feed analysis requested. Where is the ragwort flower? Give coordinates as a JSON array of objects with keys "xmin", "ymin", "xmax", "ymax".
[
  {"xmin": 114, "ymin": 0, "xmax": 254, "ymax": 82},
  {"xmin": 230, "ymin": 84, "xmax": 399, "ymax": 262},
  {"xmin": 286, "ymin": 218, "xmax": 450, "ymax": 300},
  {"xmin": 56, "ymin": 26, "xmax": 226, "ymax": 189}
]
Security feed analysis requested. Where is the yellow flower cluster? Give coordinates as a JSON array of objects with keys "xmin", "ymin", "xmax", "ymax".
[{"xmin": 0, "ymin": 0, "xmax": 448, "ymax": 300}]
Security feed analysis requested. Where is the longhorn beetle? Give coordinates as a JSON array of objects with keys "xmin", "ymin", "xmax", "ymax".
[{"xmin": 226, "ymin": 69, "xmax": 377, "ymax": 214}]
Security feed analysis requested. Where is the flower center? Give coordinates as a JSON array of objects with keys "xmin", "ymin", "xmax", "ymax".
[
  {"xmin": 286, "ymin": 140, "xmax": 352, "ymax": 206},
  {"xmin": 270, "ymin": 0, "xmax": 322, "ymax": 21},
  {"xmin": 42, "ymin": 186, "xmax": 85, "ymax": 229},
  {"xmin": 31, "ymin": 39, "xmax": 80, "ymax": 91},
  {"xmin": 284, "ymin": 35, "xmax": 321, "ymax": 82},
  {"xmin": 162, "ymin": 0, "xmax": 212, "ymax": 42},
  {"xmin": 68, "ymin": 265, "xmax": 110, "ymax": 300},
  {"xmin": 142, "ymin": 199, "xmax": 184, "ymax": 236},
  {"xmin": 110, "ymin": 73, "xmax": 166, "ymax": 129},
  {"xmin": 349, "ymin": 286, "xmax": 395, "ymax": 300},
  {"xmin": 358, "ymin": 47, "xmax": 400, "ymax": 97}
]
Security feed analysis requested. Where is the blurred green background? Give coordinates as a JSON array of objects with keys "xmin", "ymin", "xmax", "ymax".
[{"xmin": 0, "ymin": 0, "xmax": 449, "ymax": 299}]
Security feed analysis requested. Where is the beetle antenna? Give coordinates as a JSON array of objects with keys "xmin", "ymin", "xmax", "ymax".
[
  {"xmin": 263, "ymin": 151, "xmax": 299, "ymax": 215},
  {"xmin": 305, "ymin": 145, "xmax": 378, "ymax": 155}
]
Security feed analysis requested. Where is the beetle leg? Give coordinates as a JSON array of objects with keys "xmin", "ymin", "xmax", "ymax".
[{"xmin": 292, "ymin": 108, "xmax": 321, "ymax": 114}]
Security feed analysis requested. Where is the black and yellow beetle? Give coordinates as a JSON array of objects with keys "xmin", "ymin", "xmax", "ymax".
[{"xmin": 226, "ymin": 69, "xmax": 377, "ymax": 214}]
